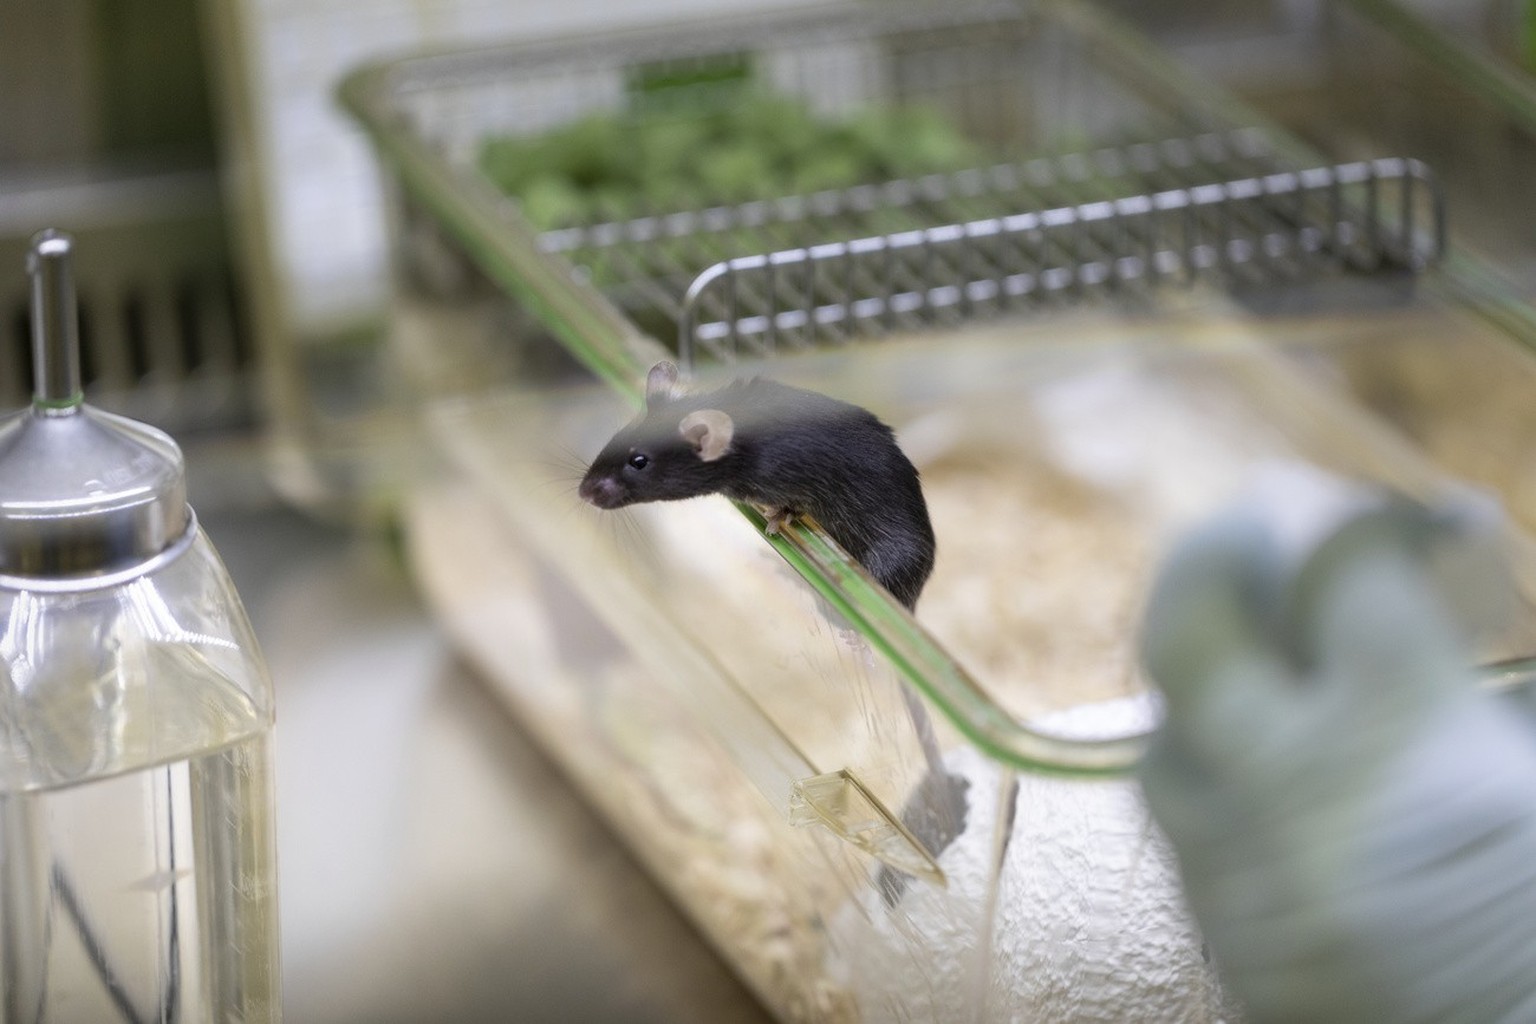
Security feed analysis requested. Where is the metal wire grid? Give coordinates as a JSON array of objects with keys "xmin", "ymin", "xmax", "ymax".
[
  {"xmin": 529, "ymin": 128, "xmax": 1295, "ymax": 343},
  {"xmin": 365, "ymin": 0, "xmax": 1446, "ymax": 377},
  {"xmin": 675, "ymin": 154, "xmax": 1445, "ymax": 366}
]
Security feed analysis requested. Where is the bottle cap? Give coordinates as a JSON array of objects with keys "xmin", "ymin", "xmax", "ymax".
[{"xmin": 0, "ymin": 230, "xmax": 191, "ymax": 588}]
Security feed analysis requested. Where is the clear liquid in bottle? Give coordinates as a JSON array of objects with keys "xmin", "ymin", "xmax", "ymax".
[{"xmin": 0, "ymin": 731, "xmax": 277, "ymax": 1024}]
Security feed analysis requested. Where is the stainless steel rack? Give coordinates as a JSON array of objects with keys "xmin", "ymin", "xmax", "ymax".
[
  {"xmin": 520, "ymin": 121, "xmax": 1442, "ymax": 369},
  {"xmin": 675, "ymin": 153, "xmax": 1443, "ymax": 366}
]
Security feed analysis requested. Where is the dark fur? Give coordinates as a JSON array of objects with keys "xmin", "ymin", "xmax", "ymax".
[{"xmin": 579, "ymin": 374, "xmax": 936, "ymax": 609}]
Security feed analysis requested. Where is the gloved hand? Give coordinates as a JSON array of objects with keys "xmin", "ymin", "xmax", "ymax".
[{"xmin": 1138, "ymin": 465, "xmax": 1536, "ymax": 1024}]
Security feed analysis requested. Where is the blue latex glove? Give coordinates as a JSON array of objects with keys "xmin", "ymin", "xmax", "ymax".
[{"xmin": 1139, "ymin": 466, "xmax": 1536, "ymax": 1024}]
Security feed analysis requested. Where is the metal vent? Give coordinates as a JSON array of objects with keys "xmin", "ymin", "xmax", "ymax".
[{"xmin": 0, "ymin": 170, "xmax": 255, "ymax": 433}]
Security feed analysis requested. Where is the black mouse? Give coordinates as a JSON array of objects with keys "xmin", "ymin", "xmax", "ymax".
[{"xmin": 579, "ymin": 361, "xmax": 936, "ymax": 610}]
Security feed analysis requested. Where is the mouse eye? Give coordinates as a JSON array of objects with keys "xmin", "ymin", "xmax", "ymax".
[{"xmin": 626, "ymin": 452, "xmax": 650, "ymax": 471}]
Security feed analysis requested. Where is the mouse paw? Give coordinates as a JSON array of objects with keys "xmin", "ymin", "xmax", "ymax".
[{"xmin": 762, "ymin": 507, "xmax": 795, "ymax": 536}]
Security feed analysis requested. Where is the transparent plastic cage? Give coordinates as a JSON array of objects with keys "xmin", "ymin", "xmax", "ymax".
[{"xmin": 341, "ymin": 1, "xmax": 1536, "ymax": 1020}]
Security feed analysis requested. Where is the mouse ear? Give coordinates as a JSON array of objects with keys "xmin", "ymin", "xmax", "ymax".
[
  {"xmin": 678, "ymin": 409, "xmax": 733, "ymax": 462},
  {"xmin": 646, "ymin": 361, "xmax": 682, "ymax": 408}
]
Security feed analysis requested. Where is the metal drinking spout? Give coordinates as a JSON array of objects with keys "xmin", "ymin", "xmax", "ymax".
[{"xmin": 27, "ymin": 229, "xmax": 83, "ymax": 412}]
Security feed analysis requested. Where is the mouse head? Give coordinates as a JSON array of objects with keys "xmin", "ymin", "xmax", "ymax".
[{"xmin": 578, "ymin": 361, "xmax": 736, "ymax": 509}]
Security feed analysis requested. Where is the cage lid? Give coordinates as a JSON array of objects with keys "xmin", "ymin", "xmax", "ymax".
[{"xmin": 0, "ymin": 230, "xmax": 190, "ymax": 584}]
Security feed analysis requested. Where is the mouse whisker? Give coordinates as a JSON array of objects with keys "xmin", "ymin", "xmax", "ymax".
[
  {"xmin": 609, "ymin": 508, "xmax": 667, "ymax": 576},
  {"xmin": 553, "ymin": 442, "xmax": 591, "ymax": 469},
  {"xmin": 615, "ymin": 508, "xmax": 647, "ymax": 554},
  {"xmin": 531, "ymin": 452, "xmax": 587, "ymax": 485},
  {"xmin": 538, "ymin": 477, "xmax": 584, "ymax": 501}
]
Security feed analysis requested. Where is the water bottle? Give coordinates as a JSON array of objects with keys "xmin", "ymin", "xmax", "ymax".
[{"xmin": 0, "ymin": 230, "xmax": 280, "ymax": 1023}]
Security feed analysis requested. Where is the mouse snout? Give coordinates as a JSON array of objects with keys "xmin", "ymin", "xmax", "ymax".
[{"xmin": 579, "ymin": 475, "xmax": 625, "ymax": 509}]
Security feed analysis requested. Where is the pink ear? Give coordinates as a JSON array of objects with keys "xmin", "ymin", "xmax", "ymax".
[
  {"xmin": 678, "ymin": 409, "xmax": 734, "ymax": 462},
  {"xmin": 646, "ymin": 361, "xmax": 681, "ymax": 407}
]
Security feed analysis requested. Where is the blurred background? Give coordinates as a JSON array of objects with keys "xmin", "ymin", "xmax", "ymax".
[{"xmin": 5, "ymin": 0, "xmax": 1536, "ymax": 1021}]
